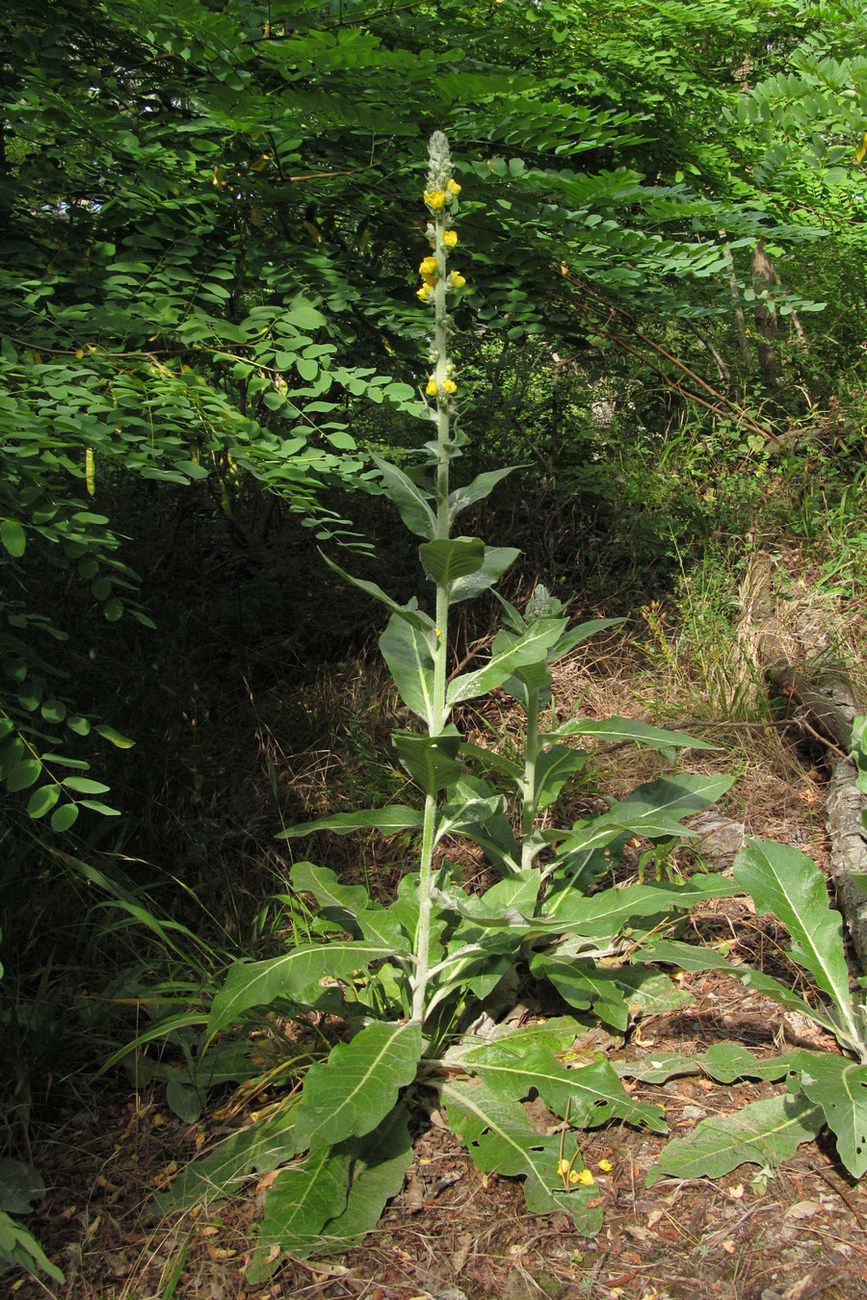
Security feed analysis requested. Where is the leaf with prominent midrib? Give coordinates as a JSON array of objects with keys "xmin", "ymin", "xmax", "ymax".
[
  {"xmin": 787, "ymin": 1049, "xmax": 867, "ymax": 1178},
  {"xmin": 207, "ymin": 940, "xmax": 392, "ymax": 1035},
  {"xmin": 294, "ymin": 1020, "xmax": 423, "ymax": 1149},
  {"xmin": 646, "ymin": 1092, "xmax": 823, "ymax": 1185}
]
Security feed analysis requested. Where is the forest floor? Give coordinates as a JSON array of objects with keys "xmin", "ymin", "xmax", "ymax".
[{"xmin": 11, "ymin": 545, "xmax": 867, "ymax": 1300}]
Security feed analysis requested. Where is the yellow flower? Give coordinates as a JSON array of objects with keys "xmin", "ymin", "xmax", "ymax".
[
  {"xmin": 416, "ymin": 283, "xmax": 434, "ymax": 302},
  {"xmin": 442, "ymin": 377, "xmax": 457, "ymax": 395},
  {"xmin": 447, "ymin": 178, "xmax": 462, "ymax": 196},
  {"xmin": 576, "ymin": 1169, "xmax": 595, "ymax": 1187},
  {"xmin": 425, "ymin": 377, "xmax": 438, "ymax": 396},
  {"xmin": 598, "ymin": 1159, "xmax": 613, "ymax": 1173},
  {"xmin": 442, "ymin": 229, "xmax": 458, "ymax": 248},
  {"xmin": 449, "ymin": 271, "xmax": 466, "ymax": 288},
  {"xmin": 419, "ymin": 256, "xmax": 438, "ymax": 276},
  {"xmin": 557, "ymin": 1159, "xmax": 571, "ymax": 1176},
  {"xmin": 424, "ymin": 189, "xmax": 446, "ymax": 211},
  {"xmin": 568, "ymin": 1170, "xmax": 581, "ymax": 1185}
]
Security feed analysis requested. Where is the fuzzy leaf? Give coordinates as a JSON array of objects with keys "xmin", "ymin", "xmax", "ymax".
[
  {"xmin": 419, "ymin": 536, "xmax": 485, "ymax": 588},
  {"xmin": 311, "ymin": 1103, "xmax": 414, "ymax": 1253},
  {"xmin": 734, "ymin": 841, "xmax": 856, "ymax": 1036},
  {"xmin": 534, "ymin": 744, "xmax": 588, "ymax": 809},
  {"xmin": 392, "ymin": 730, "xmax": 464, "ymax": 795},
  {"xmin": 531, "ymin": 950, "xmax": 692, "ymax": 1032},
  {"xmin": 324, "ymin": 556, "xmax": 434, "ymax": 632},
  {"xmin": 542, "ymin": 876, "xmax": 737, "ymax": 936},
  {"xmin": 207, "ymin": 940, "xmax": 393, "ymax": 1035},
  {"xmin": 447, "ymin": 618, "xmax": 567, "ymax": 706},
  {"xmin": 246, "ymin": 1144, "xmax": 352, "ymax": 1275},
  {"xmin": 646, "ymin": 1092, "xmax": 823, "ymax": 1185},
  {"xmin": 441, "ymin": 1077, "xmax": 604, "ymax": 1232},
  {"xmin": 787, "ymin": 1049, "xmax": 867, "ymax": 1178},
  {"xmin": 372, "ymin": 454, "xmax": 436, "ymax": 539},
  {"xmin": 450, "ymin": 1037, "xmax": 666, "ymax": 1133},
  {"xmin": 449, "ymin": 545, "xmax": 520, "ymax": 604},
  {"xmin": 294, "ymin": 1021, "xmax": 423, "ymax": 1149},
  {"xmin": 447, "ymin": 467, "xmax": 515, "ymax": 522},
  {"xmin": 278, "ymin": 805, "xmax": 424, "ymax": 840},
  {"xmin": 379, "ymin": 614, "xmax": 437, "ymax": 727},
  {"xmin": 548, "ymin": 716, "xmax": 717, "ymax": 752}
]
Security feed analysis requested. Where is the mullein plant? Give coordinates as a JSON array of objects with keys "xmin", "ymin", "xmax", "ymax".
[{"xmin": 186, "ymin": 133, "xmax": 742, "ymax": 1278}]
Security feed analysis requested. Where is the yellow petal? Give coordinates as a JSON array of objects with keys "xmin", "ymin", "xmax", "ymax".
[
  {"xmin": 443, "ymin": 230, "xmax": 457, "ymax": 247},
  {"xmin": 447, "ymin": 179, "xmax": 462, "ymax": 195}
]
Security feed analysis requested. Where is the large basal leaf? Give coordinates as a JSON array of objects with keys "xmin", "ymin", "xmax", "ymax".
[
  {"xmin": 419, "ymin": 536, "xmax": 485, "ymax": 588},
  {"xmin": 278, "ymin": 805, "xmax": 424, "ymax": 840},
  {"xmin": 617, "ymin": 1043, "xmax": 794, "ymax": 1085},
  {"xmin": 637, "ymin": 939, "xmax": 840, "ymax": 1035},
  {"xmin": 733, "ymin": 840, "xmax": 857, "ymax": 1041},
  {"xmin": 244, "ymin": 1144, "xmax": 352, "ymax": 1276},
  {"xmin": 787, "ymin": 1049, "xmax": 867, "ymax": 1178},
  {"xmin": 447, "ymin": 618, "xmax": 567, "ymax": 706},
  {"xmin": 372, "ymin": 454, "xmax": 436, "ymax": 539},
  {"xmin": 441, "ymin": 1077, "xmax": 604, "ymax": 1233},
  {"xmin": 294, "ymin": 1020, "xmax": 423, "ymax": 1149},
  {"xmin": 379, "ymin": 614, "xmax": 437, "ymax": 728},
  {"xmin": 248, "ymin": 1104, "xmax": 414, "ymax": 1277},
  {"xmin": 531, "ymin": 950, "xmax": 692, "ymax": 1033},
  {"xmin": 449, "ymin": 1036, "xmax": 666, "ymax": 1134},
  {"xmin": 392, "ymin": 730, "xmax": 464, "ymax": 795},
  {"xmin": 156, "ymin": 1100, "xmax": 299, "ymax": 1213},
  {"xmin": 207, "ymin": 939, "xmax": 393, "ymax": 1036},
  {"xmin": 449, "ymin": 545, "xmax": 521, "ymax": 604},
  {"xmin": 548, "ymin": 716, "xmax": 718, "ymax": 753},
  {"xmin": 645, "ymin": 1092, "xmax": 823, "ymax": 1186},
  {"xmin": 311, "ymin": 1103, "xmax": 414, "ymax": 1253}
]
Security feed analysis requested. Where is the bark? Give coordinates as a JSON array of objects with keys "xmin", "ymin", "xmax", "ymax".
[{"xmin": 751, "ymin": 239, "xmax": 782, "ymax": 390}]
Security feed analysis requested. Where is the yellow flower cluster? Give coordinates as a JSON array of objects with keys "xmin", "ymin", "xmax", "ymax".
[
  {"xmin": 426, "ymin": 375, "xmax": 457, "ymax": 397},
  {"xmin": 557, "ymin": 1158, "xmax": 595, "ymax": 1187}
]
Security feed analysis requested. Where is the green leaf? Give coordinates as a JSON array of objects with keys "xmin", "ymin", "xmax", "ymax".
[
  {"xmin": 531, "ymin": 950, "xmax": 692, "ymax": 1032},
  {"xmin": 278, "ymin": 805, "xmax": 424, "ymax": 840},
  {"xmin": 6, "ymin": 759, "xmax": 42, "ymax": 792},
  {"xmin": 372, "ymin": 455, "xmax": 436, "ymax": 539},
  {"xmin": 294, "ymin": 1021, "xmax": 422, "ymax": 1149},
  {"xmin": 27, "ymin": 785, "xmax": 60, "ymax": 819},
  {"xmin": 207, "ymin": 940, "xmax": 393, "ymax": 1036},
  {"xmin": 246, "ymin": 1145, "xmax": 352, "ymax": 1272},
  {"xmin": 447, "ymin": 467, "xmax": 515, "ymax": 522},
  {"xmin": 1, "ymin": 519, "xmax": 26, "ymax": 557},
  {"xmin": 50, "ymin": 803, "xmax": 79, "ymax": 832},
  {"xmin": 534, "ymin": 745, "xmax": 588, "ymax": 810},
  {"xmin": 787, "ymin": 1050, "xmax": 867, "ymax": 1178},
  {"xmin": 646, "ymin": 1092, "xmax": 823, "ymax": 1185},
  {"xmin": 544, "ymin": 876, "xmax": 737, "ymax": 936},
  {"xmin": 290, "ymin": 862, "xmax": 409, "ymax": 950},
  {"xmin": 392, "ymin": 730, "xmax": 464, "ymax": 795},
  {"xmin": 447, "ymin": 619, "xmax": 567, "ymax": 706},
  {"xmin": 379, "ymin": 614, "xmax": 437, "ymax": 728},
  {"xmin": 733, "ymin": 840, "xmax": 858, "ymax": 1045},
  {"xmin": 441, "ymin": 1077, "xmax": 603, "ymax": 1232},
  {"xmin": 310, "ymin": 1102, "xmax": 414, "ymax": 1253},
  {"xmin": 61, "ymin": 776, "xmax": 112, "ymax": 795},
  {"xmin": 450, "ymin": 1036, "xmax": 666, "ymax": 1133},
  {"xmin": 448, "ymin": 545, "xmax": 521, "ymax": 604},
  {"xmin": 637, "ymin": 939, "xmax": 839, "ymax": 1034},
  {"xmin": 419, "ymin": 536, "xmax": 486, "ymax": 588},
  {"xmin": 94, "ymin": 723, "xmax": 135, "ymax": 748},
  {"xmin": 323, "ymin": 557, "xmax": 434, "ymax": 633},
  {"xmin": 549, "ymin": 716, "xmax": 718, "ymax": 753}
]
